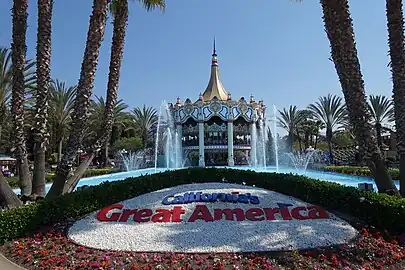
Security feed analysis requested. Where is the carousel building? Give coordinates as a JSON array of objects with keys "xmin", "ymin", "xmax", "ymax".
[{"xmin": 168, "ymin": 42, "xmax": 266, "ymax": 167}]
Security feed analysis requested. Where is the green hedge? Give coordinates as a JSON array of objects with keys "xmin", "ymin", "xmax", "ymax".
[
  {"xmin": 0, "ymin": 168, "xmax": 404, "ymax": 244},
  {"xmin": 6, "ymin": 168, "xmax": 121, "ymax": 188},
  {"xmin": 319, "ymin": 165, "xmax": 400, "ymax": 180}
]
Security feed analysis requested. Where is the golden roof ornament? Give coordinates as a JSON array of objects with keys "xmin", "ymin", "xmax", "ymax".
[{"xmin": 202, "ymin": 38, "xmax": 229, "ymax": 101}]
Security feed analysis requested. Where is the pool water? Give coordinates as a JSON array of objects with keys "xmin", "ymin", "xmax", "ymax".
[{"xmin": 12, "ymin": 166, "xmax": 399, "ymax": 194}]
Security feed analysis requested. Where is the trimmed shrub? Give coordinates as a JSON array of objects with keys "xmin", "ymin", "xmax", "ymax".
[
  {"xmin": 6, "ymin": 168, "xmax": 121, "ymax": 188},
  {"xmin": 0, "ymin": 168, "xmax": 404, "ymax": 244},
  {"xmin": 319, "ymin": 165, "xmax": 400, "ymax": 180}
]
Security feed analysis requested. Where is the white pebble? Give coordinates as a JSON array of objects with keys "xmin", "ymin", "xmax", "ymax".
[{"xmin": 68, "ymin": 183, "xmax": 357, "ymax": 253}]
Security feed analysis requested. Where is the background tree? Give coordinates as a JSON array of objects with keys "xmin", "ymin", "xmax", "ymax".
[
  {"xmin": 308, "ymin": 94, "xmax": 346, "ymax": 163},
  {"xmin": 0, "ymin": 47, "xmax": 36, "ymax": 148},
  {"xmin": 277, "ymin": 105, "xmax": 306, "ymax": 152},
  {"xmin": 266, "ymin": 126, "xmax": 275, "ymax": 165},
  {"xmin": 131, "ymin": 105, "xmax": 158, "ymax": 149},
  {"xmin": 368, "ymin": 95, "xmax": 394, "ymax": 150},
  {"xmin": 48, "ymin": 80, "xmax": 76, "ymax": 162}
]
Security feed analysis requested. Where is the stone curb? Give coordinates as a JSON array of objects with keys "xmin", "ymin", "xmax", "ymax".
[{"xmin": 0, "ymin": 252, "xmax": 26, "ymax": 270}]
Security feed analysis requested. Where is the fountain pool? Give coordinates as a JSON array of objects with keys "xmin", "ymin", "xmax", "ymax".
[{"xmin": 12, "ymin": 166, "xmax": 399, "ymax": 195}]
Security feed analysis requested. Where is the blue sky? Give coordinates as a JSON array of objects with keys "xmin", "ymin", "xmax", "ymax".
[{"xmin": 0, "ymin": 0, "xmax": 392, "ymax": 118}]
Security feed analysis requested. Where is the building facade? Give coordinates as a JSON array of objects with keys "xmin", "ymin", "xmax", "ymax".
[{"xmin": 168, "ymin": 44, "xmax": 266, "ymax": 166}]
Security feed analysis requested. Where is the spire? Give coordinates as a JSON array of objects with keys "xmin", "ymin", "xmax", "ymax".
[
  {"xmin": 202, "ymin": 39, "xmax": 228, "ymax": 101},
  {"xmin": 213, "ymin": 37, "xmax": 217, "ymax": 56},
  {"xmin": 211, "ymin": 37, "xmax": 218, "ymax": 66}
]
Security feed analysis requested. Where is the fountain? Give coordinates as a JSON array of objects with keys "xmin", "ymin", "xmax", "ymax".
[
  {"xmin": 273, "ymin": 105, "xmax": 279, "ymax": 172},
  {"xmin": 249, "ymin": 124, "xmax": 258, "ymax": 167},
  {"xmin": 119, "ymin": 149, "xmax": 148, "ymax": 171},
  {"xmin": 285, "ymin": 150, "xmax": 319, "ymax": 174},
  {"xmin": 154, "ymin": 101, "xmax": 183, "ymax": 171},
  {"xmin": 257, "ymin": 120, "xmax": 267, "ymax": 169},
  {"xmin": 154, "ymin": 104, "xmax": 163, "ymax": 172}
]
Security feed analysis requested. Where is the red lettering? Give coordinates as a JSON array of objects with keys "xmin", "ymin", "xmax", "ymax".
[
  {"xmin": 151, "ymin": 209, "xmax": 172, "ymax": 222},
  {"xmin": 97, "ymin": 204, "xmax": 124, "ymax": 222},
  {"xmin": 245, "ymin": 208, "xmax": 265, "ymax": 221},
  {"xmin": 290, "ymin": 206, "xmax": 309, "ymax": 220},
  {"xmin": 214, "ymin": 208, "xmax": 245, "ymax": 221},
  {"xmin": 134, "ymin": 209, "xmax": 153, "ymax": 222},
  {"xmin": 263, "ymin": 208, "xmax": 280, "ymax": 220},
  {"xmin": 188, "ymin": 205, "xmax": 214, "ymax": 222},
  {"xmin": 307, "ymin": 206, "xmax": 329, "ymax": 219},
  {"xmin": 171, "ymin": 206, "xmax": 186, "ymax": 222},
  {"xmin": 118, "ymin": 208, "xmax": 138, "ymax": 222},
  {"xmin": 279, "ymin": 207, "xmax": 292, "ymax": 220}
]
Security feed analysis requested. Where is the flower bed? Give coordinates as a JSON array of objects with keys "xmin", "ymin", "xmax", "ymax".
[
  {"xmin": 319, "ymin": 165, "xmax": 400, "ymax": 180},
  {"xmin": 1, "ymin": 221, "xmax": 404, "ymax": 269},
  {"xmin": 1, "ymin": 168, "xmax": 405, "ymax": 269}
]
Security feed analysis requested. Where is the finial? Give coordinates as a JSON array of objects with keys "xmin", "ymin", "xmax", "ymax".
[
  {"xmin": 211, "ymin": 38, "xmax": 218, "ymax": 66},
  {"xmin": 176, "ymin": 96, "xmax": 181, "ymax": 105},
  {"xmin": 213, "ymin": 37, "xmax": 217, "ymax": 56}
]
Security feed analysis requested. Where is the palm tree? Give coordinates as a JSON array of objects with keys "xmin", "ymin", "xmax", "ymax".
[
  {"xmin": 47, "ymin": 0, "xmax": 110, "ymax": 199},
  {"xmin": 308, "ymin": 94, "xmax": 346, "ymax": 163},
  {"xmin": 277, "ymin": 105, "xmax": 306, "ymax": 152},
  {"xmin": 320, "ymin": 0, "xmax": 398, "ymax": 195},
  {"xmin": 11, "ymin": 0, "xmax": 33, "ymax": 199},
  {"xmin": 98, "ymin": 0, "xmax": 165, "ymax": 168},
  {"xmin": 386, "ymin": 0, "xmax": 405, "ymax": 196},
  {"xmin": 87, "ymin": 96, "xmax": 130, "ymax": 164},
  {"xmin": 368, "ymin": 95, "xmax": 394, "ymax": 150},
  {"xmin": 0, "ymin": 47, "xmax": 36, "ymax": 145},
  {"xmin": 131, "ymin": 105, "xmax": 158, "ymax": 149},
  {"xmin": 31, "ymin": 0, "xmax": 53, "ymax": 198},
  {"xmin": 48, "ymin": 80, "xmax": 76, "ymax": 162},
  {"xmin": 95, "ymin": 0, "xmax": 130, "ymax": 168}
]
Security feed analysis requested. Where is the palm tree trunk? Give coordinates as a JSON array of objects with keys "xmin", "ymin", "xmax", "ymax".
[
  {"xmin": 0, "ymin": 171, "xmax": 22, "ymax": 209},
  {"xmin": 327, "ymin": 140, "xmax": 334, "ymax": 164},
  {"xmin": 11, "ymin": 0, "xmax": 32, "ymax": 198},
  {"xmin": 32, "ymin": 0, "xmax": 53, "ymax": 198},
  {"xmin": 314, "ymin": 135, "xmax": 318, "ymax": 149},
  {"xmin": 321, "ymin": 0, "xmax": 399, "ymax": 195},
  {"xmin": 63, "ymin": 152, "xmax": 95, "ymax": 194},
  {"xmin": 386, "ymin": 0, "xmax": 405, "ymax": 197},
  {"xmin": 57, "ymin": 139, "xmax": 62, "ymax": 162},
  {"xmin": 326, "ymin": 127, "xmax": 334, "ymax": 163},
  {"xmin": 46, "ymin": 0, "xmax": 109, "ymax": 199},
  {"xmin": 376, "ymin": 123, "xmax": 383, "ymax": 150},
  {"xmin": 101, "ymin": 0, "xmax": 129, "ymax": 168}
]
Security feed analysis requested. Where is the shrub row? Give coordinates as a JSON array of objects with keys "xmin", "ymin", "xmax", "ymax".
[
  {"xmin": 0, "ymin": 167, "xmax": 404, "ymax": 244},
  {"xmin": 6, "ymin": 168, "xmax": 121, "ymax": 188},
  {"xmin": 319, "ymin": 165, "xmax": 400, "ymax": 180}
]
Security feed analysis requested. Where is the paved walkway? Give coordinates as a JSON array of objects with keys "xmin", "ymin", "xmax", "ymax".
[{"xmin": 0, "ymin": 253, "xmax": 25, "ymax": 269}]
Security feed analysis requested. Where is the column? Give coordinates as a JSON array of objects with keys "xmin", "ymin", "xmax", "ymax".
[
  {"xmin": 176, "ymin": 124, "xmax": 183, "ymax": 167},
  {"xmin": 227, "ymin": 122, "xmax": 234, "ymax": 166},
  {"xmin": 198, "ymin": 122, "xmax": 205, "ymax": 167},
  {"xmin": 250, "ymin": 122, "xmax": 257, "ymax": 166}
]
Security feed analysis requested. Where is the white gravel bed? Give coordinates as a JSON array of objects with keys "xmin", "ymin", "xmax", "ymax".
[{"xmin": 68, "ymin": 182, "xmax": 357, "ymax": 253}]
